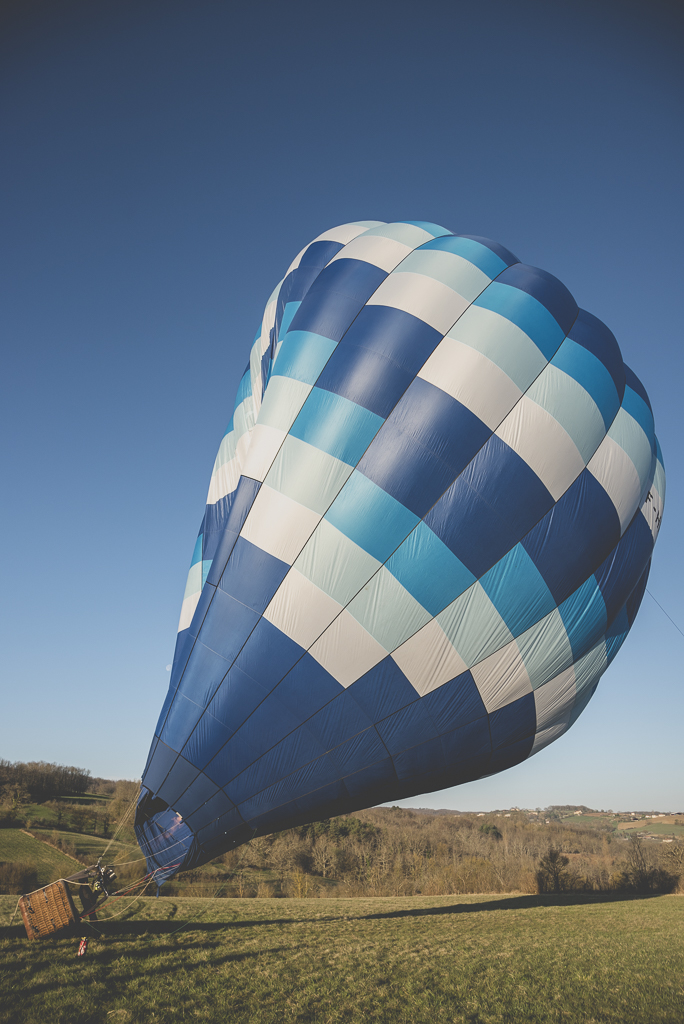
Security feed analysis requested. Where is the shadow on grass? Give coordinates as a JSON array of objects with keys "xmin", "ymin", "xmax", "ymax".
[
  {"xmin": 0, "ymin": 891, "xmax": 665, "ymax": 942},
  {"xmin": 360, "ymin": 891, "xmax": 664, "ymax": 920}
]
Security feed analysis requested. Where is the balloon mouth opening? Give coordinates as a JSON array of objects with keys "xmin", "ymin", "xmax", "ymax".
[{"xmin": 135, "ymin": 788, "xmax": 196, "ymax": 883}]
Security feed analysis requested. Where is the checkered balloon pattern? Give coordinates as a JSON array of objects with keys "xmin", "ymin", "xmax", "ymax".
[{"xmin": 135, "ymin": 221, "xmax": 665, "ymax": 880}]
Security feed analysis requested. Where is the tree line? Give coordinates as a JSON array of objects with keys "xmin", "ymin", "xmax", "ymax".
[{"xmin": 0, "ymin": 760, "xmax": 91, "ymax": 804}]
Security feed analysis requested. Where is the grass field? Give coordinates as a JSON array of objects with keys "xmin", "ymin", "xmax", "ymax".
[
  {"xmin": 1, "ymin": 893, "xmax": 682, "ymax": 1024},
  {"xmin": 0, "ymin": 830, "xmax": 82, "ymax": 886}
]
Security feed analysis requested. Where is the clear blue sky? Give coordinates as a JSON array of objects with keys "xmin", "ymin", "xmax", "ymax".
[{"xmin": 2, "ymin": 0, "xmax": 682, "ymax": 812}]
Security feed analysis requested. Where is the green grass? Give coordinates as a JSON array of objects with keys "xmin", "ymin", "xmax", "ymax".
[
  {"xmin": 0, "ymin": 830, "xmax": 82, "ymax": 886},
  {"xmin": 1, "ymin": 893, "xmax": 682, "ymax": 1023},
  {"xmin": 32, "ymin": 829, "xmax": 133, "ymax": 864}
]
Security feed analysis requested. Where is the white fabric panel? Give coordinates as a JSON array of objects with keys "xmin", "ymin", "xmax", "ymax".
[
  {"xmin": 496, "ymin": 395, "xmax": 585, "ymax": 501},
  {"xmin": 206, "ymin": 429, "xmax": 251, "ymax": 505},
  {"xmin": 328, "ymin": 233, "xmax": 413, "ymax": 273},
  {"xmin": 391, "ymin": 618, "xmax": 468, "ymax": 697},
  {"xmin": 641, "ymin": 477, "xmax": 664, "ymax": 541},
  {"xmin": 284, "ymin": 223, "xmax": 380, "ymax": 275},
  {"xmin": 295, "ymin": 519, "xmax": 381, "ymax": 607},
  {"xmin": 256, "ymin": 376, "xmax": 312, "ymax": 433},
  {"xmin": 396, "ymin": 248, "xmax": 492, "ymax": 301},
  {"xmin": 241, "ymin": 425, "xmax": 286, "ymax": 483},
  {"xmin": 265, "ymin": 436, "xmax": 353, "ymax": 515},
  {"xmin": 607, "ymin": 409, "xmax": 654, "ymax": 497},
  {"xmin": 361, "ymin": 223, "xmax": 436, "ymax": 247},
  {"xmin": 264, "ymin": 569, "xmax": 342, "ymax": 650},
  {"xmin": 309, "ymin": 610, "xmax": 388, "ymax": 687},
  {"xmin": 470, "ymin": 638, "xmax": 532, "ymax": 713},
  {"xmin": 437, "ymin": 583, "xmax": 513, "ymax": 668},
  {"xmin": 587, "ymin": 435, "xmax": 642, "ymax": 534},
  {"xmin": 240, "ymin": 485, "xmax": 321, "ymax": 566},
  {"xmin": 533, "ymin": 665, "xmax": 576, "ymax": 732},
  {"xmin": 572, "ymin": 640, "xmax": 607, "ymax": 698},
  {"xmin": 178, "ymin": 590, "xmax": 201, "ymax": 633},
  {"xmin": 447, "ymin": 305, "xmax": 548, "ymax": 392},
  {"xmin": 517, "ymin": 608, "xmax": 574, "ymax": 690},
  {"xmin": 531, "ymin": 717, "xmax": 571, "ymax": 755},
  {"xmin": 526, "ymin": 364, "xmax": 606, "ymax": 465},
  {"xmin": 418, "ymin": 336, "xmax": 522, "ymax": 430},
  {"xmin": 366, "ymin": 272, "xmax": 470, "ymax": 335},
  {"xmin": 346, "ymin": 566, "xmax": 432, "ymax": 652}
]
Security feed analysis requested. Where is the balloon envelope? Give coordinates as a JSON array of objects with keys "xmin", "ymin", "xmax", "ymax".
[{"xmin": 135, "ymin": 221, "xmax": 665, "ymax": 881}]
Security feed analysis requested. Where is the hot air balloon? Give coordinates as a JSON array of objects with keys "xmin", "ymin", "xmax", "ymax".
[{"xmin": 135, "ymin": 221, "xmax": 665, "ymax": 882}]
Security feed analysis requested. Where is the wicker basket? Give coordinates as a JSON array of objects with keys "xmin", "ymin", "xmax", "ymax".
[{"xmin": 19, "ymin": 881, "xmax": 79, "ymax": 940}]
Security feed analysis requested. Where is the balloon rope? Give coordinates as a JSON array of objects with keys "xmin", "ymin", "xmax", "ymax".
[{"xmin": 647, "ymin": 589, "xmax": 684, "ymax": 640}]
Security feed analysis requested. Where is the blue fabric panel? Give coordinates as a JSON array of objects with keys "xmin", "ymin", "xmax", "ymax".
[
  {"xmin": 206, "ymin": 666, "xmax": 268, "ymax": 733},
  {"xmin": 494, "ymin": 264, "xmax": 578, "ymax": 338},
  {"xmin": 299, "ymin": 238, "xmax": 346, "ymax": 269},
  {"xmin": 182, "ymin": 708, "xmax": 236, "ymax": 771},
  {"xmin": 238, "ymin": 698, "xmax": 321, "ymax": 765},
  {"xmin": 376, "ymin": 699, "xmax": 438, "ymax": 755},
  {"xmin": 385, "ymin": 523, "xmax": 475, "ymax": 616},
  {"xmin": 305, "ymin": 690, "xmax": 374, "ymax": 750},
  {"xmin": 473, "ymin": 280, "xmax": 567, "ymax": 359},
  {"xmin": 393, "ymin": 736, "xmax": 445, "ymax": 780},
  {"xmin": 488, "ymin": 734, "xmax": 534, "ymax": 774},
  {"xmin": 622, "ymin": 383, "xmax": 655, "ymax": 439},
  {"xmin": 183, "ymin": 788, "xmax": 236, "ymax": 833},
  {"xmin": 190, "ymin": 533, "xmax": 203, "ymax": 566},
  {"xmin": 196, "ymin": 806, "xmax": 247, "ymax": 848},
  {"xmin": 347, "ymin": 656, "xmax": 417, "ymax": 722},
  {"xmin": 440, "ymin": 716, "xmax": 491, "ymax": 766},
  {"xmin": 489, "ymin": 692, "xmax": 537, "ymax": 749},
  {"xmin": 156, "ymin": 755, "xmax": 199, "ymax": 805},
  {"xmin": 623, "ymin": 365, "xmax": 652, "ymax": 412},
  {"xmin": 261, "ymin": 336, "xmax": 276, "ymax": 394},
  {"xmin": 234, "ymin": 618, "xmax": 304, "ymax": 692},
  {"xmin": 421, "ymin": 670, "xmax": 487, "ymax": 733},
  {"xmin": 203, "ymin": 728, "xmax": 262, "ymax": 788},
  {"xmin": 418, "ymin": 234, "xmax": 516, "ymax": 278},
  {"xmin": 357, "ymin": 378, "xmax": 491, "ymax": 518},
  {"xmin": 425, "ymin": 437, "xmax": 554, "ymax": 579},
  {"xmin": 142, "ymin": 741, "xmax": 178, "ymax": 794},
  {"xmin": 277, "ymin": 301, "xmax": 300, "ymax": 341},
  {"xmin": 218, "ymin": 538, "xmax": 290, "ymax": 615},
  {"xmin": 141, "ymin": 736, "xmax": 159, "ymax": 780},
  {"xmin": 236, "ymin": 753, "xmax": 341, "ymax": 819},
  {"xmin": 272, "ymin": 330, "xmax": 337, "ymax": 385},
  {"xmin": 480, "ymin": 545, "xmax": 557, "ymax": 637},
  {"xmin": 326, "ymin": 472, "xmax": 420, "ymax": 562},
  {"xmin": 451, "ymin": 234, "xmax": 520, "ymax": 269},
  {"xmin": 206, "ymin": 477, "xmax": 261, "ymax": 587},
  {"xmin": 183, "ymin": 581, "xmax": 217, "ymax": 645},
  {"xmin": 315, "ymin": 339, "xmax": 414, "ymax": 419},
  {"xmin": 522, "ymin": 470, "xmax": 621, "ymax": 606},
  {"xmin": 154, "ymin": 680, "xmax": 179, "ymax": 737},
  {"xmin": 172, "ymin": 773, "xmax": 220, "ymax": 819},
  {"xmin": 234, "ymin": 368, "xmax": 252, "ymax": 409},
  {"xmin": 342, "ymin": 758, "xmax": 398, "ymax": 799},
  {"xmin": 338, "ymin": 304, "xmax": 443, "ymax": 376},
  {"xmin": 160, "ymin": 694, "xmax": 206, "ymax": 751},
  {"xmin": 177, "ymin": 641, "xmax": 231, "ymax": 708},
  {"xmin": 594, "ymin": 512, "xmax": 653, "ymax": 623},
  {"xmin": 295, "ymin": 779, "xmax": 349, "ymax": 817},
  {"xmin": 558, "ymin": 576, "xmax": 607, "ymax": 661},
  {"xmin": 626, "ymin": 561, "xmax": 650, "ymax": 627},
  {"xmin": 566, "ymin": 308, "xmax": 625, "ymax": 409},
  {"xmin": 196, "ymin": 588, "xmax": 260, "ymax": 665},
  {"xmin": 273, "ymin": 653, "xmax": 343, "ymax": 718},
  {"xmin": 551, "ymin": 338, "xmax": 620, "ymax": 432},
  {"xmin": 234, "ymin": 726, "xmax": 326, "ymax": 795},
  {"xmin": 289, "ymin": 387, "xmax": 384, "ymax": 465},
  {"xmin": 326, "ymin": 727, "xmax": 387, "ymax": 775},
  {"xmin": 287, "ymin": 258, "xmax": 388, "ymax": 342}
]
